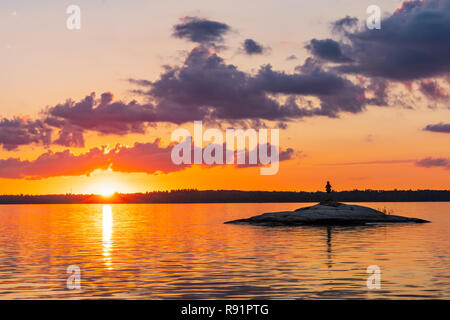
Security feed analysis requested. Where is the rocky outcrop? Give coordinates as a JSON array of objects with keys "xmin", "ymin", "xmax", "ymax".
[{"xmin": 225, "ymin": 202, "xmax": 429, "ymax": 226}]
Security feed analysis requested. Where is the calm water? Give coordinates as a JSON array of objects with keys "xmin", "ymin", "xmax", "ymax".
[{"xmin": 0, "ymin": 202, "xmax": 449, "ymax": 299}]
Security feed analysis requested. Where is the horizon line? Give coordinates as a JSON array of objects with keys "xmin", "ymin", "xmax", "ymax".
[{"xmin": 1, "ymin": 188, "xmax": 450, "ymax": 197}]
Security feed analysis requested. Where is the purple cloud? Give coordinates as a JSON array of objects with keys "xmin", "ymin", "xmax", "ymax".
[
  {"xmin": 0, "ymin": 147, "xmax": 109, "ymax": 180},
  {"xmin": 242, "ymin": 39, "xmax": 266, "ymax": 55},
  {"xmin": 306, "ymin": 39, "xmax": 352, "ymax": 63},
  {"xmin": 0, "ymin": 140, "xmax": 298, "ymax": 179},
  {"xmin": 424, "ymin": 123, "xmax": 450, "ymax": 133},
  {"xmin": 131, "ymin": 46, "xmax": 369, "ymax": 123},
  {"xmin": 331, "ymin": 16, "xmax": 358, "ymax": 33},
  {"xmin": 416, "ymin": 157, "xmax": 450, "ymax": 169},
  {"xmin": 0, "ymin": 118, "xmax": 52, "ymax": 151},
  {"xmin": 172, "ymin": 16, "xmax": 230, "ymax": 47},
  {"xmin": 45, "ymin": 92, "xmax": 155, "ymax": 136},
  {"xmin": 330, "ymin": 0, "xmax": 450, "ymax": 80},
  {"xmin": 419, "ymin": 80, "xmax": 448, "ymax": 100}
]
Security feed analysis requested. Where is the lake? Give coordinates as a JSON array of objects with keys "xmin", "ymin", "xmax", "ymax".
[{"xmin": 0, "ymin": 202, "xmax": 449, "ymax": 299}]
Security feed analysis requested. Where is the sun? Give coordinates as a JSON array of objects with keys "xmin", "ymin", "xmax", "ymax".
[{"xmin": 99, "ymin": 187, "xmax": 116, "ymax": 197}]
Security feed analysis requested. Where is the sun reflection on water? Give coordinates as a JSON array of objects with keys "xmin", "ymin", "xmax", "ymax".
[{"xmin": 102, "ymin": 205, "xmax": 113, "ymax": 269}]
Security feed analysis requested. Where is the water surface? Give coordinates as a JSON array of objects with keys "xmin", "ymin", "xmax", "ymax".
[{"xmin": 0, "ymin": 202, "xmax": 448, "ymax": 299}]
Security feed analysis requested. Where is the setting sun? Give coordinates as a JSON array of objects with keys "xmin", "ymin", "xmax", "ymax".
[{"xmin": 100, "ymin": 187, "xmax": 116, "ymax": 197}]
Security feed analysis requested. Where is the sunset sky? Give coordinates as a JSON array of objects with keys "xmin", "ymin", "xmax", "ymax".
[{"xmin": 0, "ymin": 0, "xmax": 449, "ymax": 194}]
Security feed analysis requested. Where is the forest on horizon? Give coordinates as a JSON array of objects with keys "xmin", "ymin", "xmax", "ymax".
[{"xmin": 0, "ymin": 189, "xmax": 449, "ymax": 204}]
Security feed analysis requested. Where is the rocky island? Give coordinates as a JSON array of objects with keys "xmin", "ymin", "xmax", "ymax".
[{"xmin": 225, "ymin": 201, "xmax": 430, "ymax": 226}]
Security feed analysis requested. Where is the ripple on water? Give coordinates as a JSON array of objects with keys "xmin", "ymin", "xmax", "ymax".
[{"xmin": 0, "ymin": 202, "xmax": 449, "ymax": 299}]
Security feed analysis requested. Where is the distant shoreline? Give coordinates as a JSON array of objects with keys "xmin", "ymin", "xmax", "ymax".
[{"xmin": 0, "ymin": 189, "xmax": 449, "ymax": 204}]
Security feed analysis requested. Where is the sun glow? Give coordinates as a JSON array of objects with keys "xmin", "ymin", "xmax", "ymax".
[
  {"xmin": 100, "ymin": 187, "xmax": 116, "ymax": 197},
  {"xmin": 80, "ymin": 170, "xmax": 135, "ymax": 195}
]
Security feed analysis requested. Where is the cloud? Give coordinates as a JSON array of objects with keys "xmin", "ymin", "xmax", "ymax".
[
  {"xmin": 117, "ymin": 141, "xmax": 296, "ymax": 172},
  {"xmin": 0, "ymin": 140, "xmax": 298, "ymax": 179},
  {"xmin": 279, "ymin": 147, "xmax": 295, "ymax": 161},
  {"xmin": 331, "ymin": 16, "xmax": 358, "ymax": 33},
  {"xmin": 242, "ymin": 39, "xmax": 266, "ymax": 55},
  {"xmin": 326, "ymin": 156, "xmax": 450, "ymax": 170},
  {"xmin": 306, "ymin": 39, "xmax": 352, "ymax": 62},
  {"xmin": 0, "ymin": 142, "xmax": 183, "ymax": 179},
  {"xmin": 365, "ymin": 78, "xmax": 389, "ymax": 105},
  {"xmin": 111, "ymin": 140, "xmax": 188, "ymax": 175},
  {"xmin": 52, "ymin": 125, "xmax": 85, "ymax": 147},
  {"xmin": 416, "ymin": 157, "xmax": 450, "ymax": 169},
  {"xmin": 0, "ymin": 147, "xmax": 109, "ymax": 180},
  {"xmin": 331, "ymin": 0, "xmax": 450, "ymax": 80},
  {"xmin": 254, "ymin": 63, "xmax": 367, "ymax": 116},
  {"xmin": 45, "ymin": 92, "xmax": 155, "ymax": 135},
  {"xmin": 423, "ymin": 122, "xmax": 450, "ymax": 133},
  {"xmin": 5, "ymin": 42, "xmax": 369, "ymax": 148},
  {"xmin": 172, "ymin": 16, "xmax": 230, "ymax": 47},
  {"xmin": 131, "ymin": 46, "xmax": 369, "ymax": 123},
  {"xmin": 419, "ymin": 80, "xmax": 448, "ymax": 100},
  {"xmin": 286, "ymin": 55, "xmax": 297, "ymax": 61},
  {"xmin": 326, "ymin": 159, "xmax": 413, "ymax": 166},
  {"xmin": 232, "ymin": 144, "xmax": 297, "ymax": 168},
  {"xmin": 41, "ymin": 92, "xmax": 160, "ymax": 145},
  {"xmin": 133, "ymin": 46, "xmax": 299, "ymax": 122},
  {"xmin": 0, "ymin": 118, "xmax": 52, "ymax": 151}
]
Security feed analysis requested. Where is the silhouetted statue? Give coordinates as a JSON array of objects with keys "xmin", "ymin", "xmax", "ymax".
[{"xmin": 326, "ymin": 181, "xmax": 332, "ymax": 194}]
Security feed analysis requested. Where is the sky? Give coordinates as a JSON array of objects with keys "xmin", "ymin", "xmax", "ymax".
[{"xmin": 0, "ymin": 0, "xmax": 449, "ymax": 194}]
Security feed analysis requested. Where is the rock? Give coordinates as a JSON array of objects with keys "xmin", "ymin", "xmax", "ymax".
[{"xmin": 225, "ymin": 202, "xmax": 430, "ymax": 226}]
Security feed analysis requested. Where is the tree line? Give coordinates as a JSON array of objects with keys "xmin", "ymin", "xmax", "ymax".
[{"xmin": 0, "ymin": 189, "xmax": 449, "ymax": 204}]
